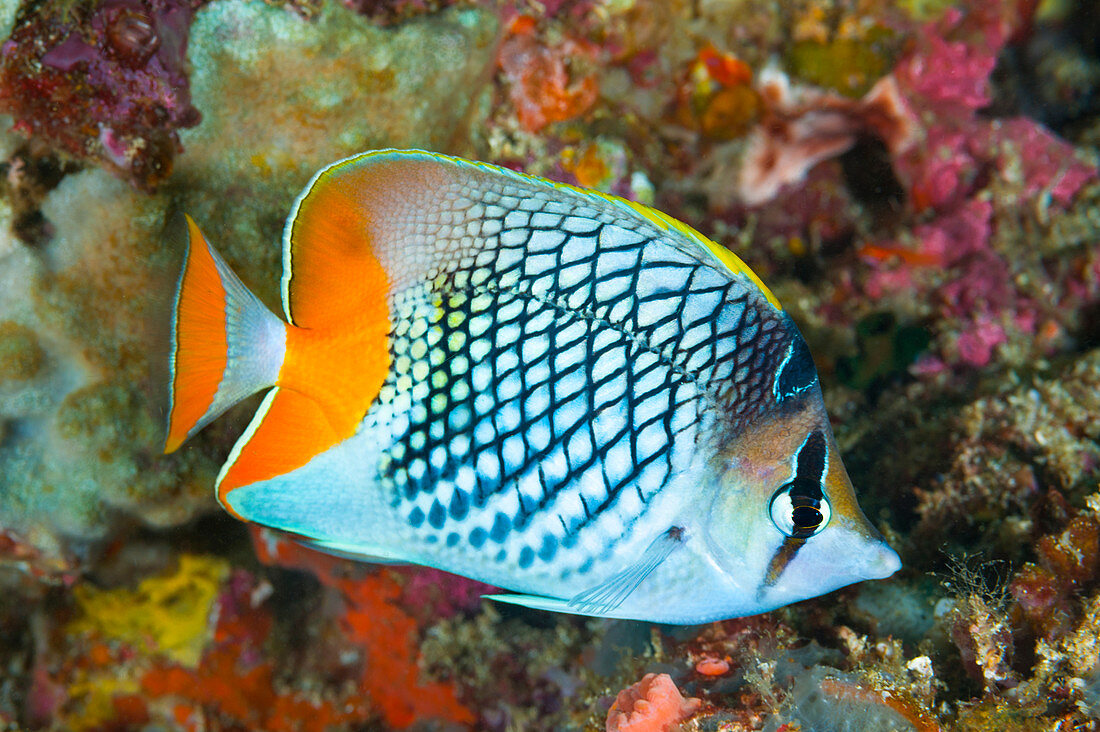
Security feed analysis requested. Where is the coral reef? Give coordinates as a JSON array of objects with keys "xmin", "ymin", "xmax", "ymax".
[
  {"xmin": 0, "ymin": 0, "xmax": 499, "ymax": 571},
  {"xmin": 1, "ymin": 0, "xmax": 1099, "ymax": 729}
]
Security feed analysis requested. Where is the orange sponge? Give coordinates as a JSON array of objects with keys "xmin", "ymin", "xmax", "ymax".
[{"xmin": 606, "ymin": 673, "xmax": 702, "ymax": 732}]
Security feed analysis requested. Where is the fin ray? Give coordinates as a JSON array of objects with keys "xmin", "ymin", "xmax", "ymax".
[{"xmin": 567, "ymin": 528, "xmax": 685, "ymax": 616}]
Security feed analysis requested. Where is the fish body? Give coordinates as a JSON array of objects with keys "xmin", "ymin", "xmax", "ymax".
[{"xmin": 166, "ymin": 150, "xmax": 899, "ymax": 623}]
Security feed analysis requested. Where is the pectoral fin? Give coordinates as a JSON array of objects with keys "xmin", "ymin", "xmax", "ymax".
[
  {"xmin": 487, "ymin": 527, "xmax": 686, "ymax": 619},
  {"xmin": 568, "ymin": 527, "xmax": 685, "ymax": 615}
]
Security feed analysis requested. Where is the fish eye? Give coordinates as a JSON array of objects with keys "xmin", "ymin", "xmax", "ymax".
[{"xmin": 769, "ymin": 477, "xmax": 832, "ymax": 539}]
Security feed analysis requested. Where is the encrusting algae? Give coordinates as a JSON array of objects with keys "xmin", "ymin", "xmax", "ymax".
[{"xmin": 0, "ymin": 0, "xmax": 1099, "ymax": 729}]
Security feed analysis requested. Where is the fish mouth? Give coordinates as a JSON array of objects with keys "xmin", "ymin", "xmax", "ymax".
[
  {"xmin": 861, "ymin": 540, "xmax": 902, "ymax": 579},
  {"xmin": 755, "ymin": 528, "xmax": 902, "ymax": 604}
]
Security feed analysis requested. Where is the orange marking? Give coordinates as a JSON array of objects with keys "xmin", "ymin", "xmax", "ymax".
[
  {"xmin": 217, "ymin": 169, "xmax": 395, "ymax": 508},
  {"xmin": 278, "ymin": 319, "xmax": 390, "ymax": 441},
  {"xmin": 858, "ymin": 243, "xmax": 943, "ymax": 267},
  {"xmin": 282, "ymin": 163, "xmax": 394, "ymax": 431},
  {"xmin": 285, "ymin": 180, "xmax": 390, "ymax": 329},
  {"xmin": 165, "ymin": 217, "xmax": 228, "ymax": 453},
  {"xmin": 217, "ymin": 389, "xmax": 338, "ymax": 513}
]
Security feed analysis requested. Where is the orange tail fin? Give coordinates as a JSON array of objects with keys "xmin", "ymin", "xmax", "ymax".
[{"xmin": 164, "ymin": 216, "xmax": 287, "ymax": 453}]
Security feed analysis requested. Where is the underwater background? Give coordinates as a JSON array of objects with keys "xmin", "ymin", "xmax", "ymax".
[{"xmin": 0, "ymin": 0, "xmax": 1097, "ymax": 729}]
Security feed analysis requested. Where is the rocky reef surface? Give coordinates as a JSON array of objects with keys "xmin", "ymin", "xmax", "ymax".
[{"xmin": 0, "ymin": 0, "xmax": 1097, "ymax": 729}]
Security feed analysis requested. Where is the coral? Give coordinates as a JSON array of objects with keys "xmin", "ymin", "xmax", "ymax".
[
  {"xmin": 498, "ymin": 18, "xmax": 599, "ymax": 133},
  {"xmin": 915, "ymin": 347, "xmax": 1100, "ymax": 551},
  {"xmin": 342, "ymin": 0, "xmax": 456, "ymax": 26},
  {"xmin": 339, "ymin": 570, "xmax": 474, "ymax": 728},
  {"xmin": 139, "ymin": 566, "xmax": 372, "ymax": 732},
  {"xmin": 606, "ymin": 673, "xmax": 701, "ymax": 732},
  {"xmin": 0, "ymin": 168, "xmax": 218, "ymax": 554},
  {"xmin": 0, "ymin": 0, "xmax": 18, "ymax": 40},
  {"xmin": 69, "ymin": 553, "xmax": 229, "ymax": 666},
  {"xmin": 946, "ymin": 588, "xmax": 1016, "ymax": 692},
  {"xmin": 0, "ymin": 0, "xmax": 202, "ymax": 188},
  {"xmin": 694, "ymin": 656, "xmax": 730, "ymax": 676},
  {"xmin": 674, "ymin": 44, "xmax": 760, "ymax": 141},
  {"xmin": 399, "ymin": 566, "xmax": 495, "ymax": 622},
  {"xmin": 0, "ymin": 320, "xmax": 43, "ymax": 381},
  {"xmin": 787, "ymin": 20, "xmax": 898, "ymax": 98},
  {"xmin": 0, "ymin": 0, "xmax": 500, "ymax": 568},
  {"xmin": 737, "ymin": 68, "xmax": 917, "ymax": 206},
  {"xmin": 176, "ymin": 0, "xmax": 499, "ymax": 306},
  {"xmin": 1010, "ymin": 511, "xmax": 1099, "ymax": 641},
  {"xmin": 419, "ymin": 597, "xmax": 604, "ymax": 730},
  {"xmin": 0, "ymin": 1, "xmax": 1098, "ymax": 731}
]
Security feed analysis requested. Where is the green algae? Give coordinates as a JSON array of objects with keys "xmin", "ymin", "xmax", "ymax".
[
  {"xmin": 788, "ymin": 31, "xmax": 897, "ymax": 98},
  {"xmin": 0, "ymin": 320, "xmax": 43, "ymax": 381}
]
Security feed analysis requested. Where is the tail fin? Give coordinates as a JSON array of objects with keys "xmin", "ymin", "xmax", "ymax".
[{"xmin": 164, "ymin": 216, "xmax": 287, "ymax": 453}]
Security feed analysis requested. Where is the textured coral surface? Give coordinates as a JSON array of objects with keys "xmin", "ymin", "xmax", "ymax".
[{"xmin": 0, "ymin": 0, "xmax": 1098, "ymax": 729}]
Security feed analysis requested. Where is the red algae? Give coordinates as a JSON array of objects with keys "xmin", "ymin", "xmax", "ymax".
[
  {"xmin": 498, "ymin": 20, "xmax": 598, "ymax": 133},
  {"xmin": 0, "ymin": 0, "xmax": 202, "ymax": 188},
  {"xmin": 340, "ymin": 571, "xmax": 475, "ymax": 728},
  {"xmin": 139, "ymin": 567, "xmax": 369, "ymax": 732},
  {"xmin": 251, "ymin": 527, "xmax": 475, "ymax": 729},
  {"xmin": 1011, "ymin": 514, "xmax": 1100, "ymax": 640}
]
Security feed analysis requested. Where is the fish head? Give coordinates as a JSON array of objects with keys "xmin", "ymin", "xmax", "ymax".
[{"xmin": 703, "ymin": 331, "xmax": 900, "ymax": 614}]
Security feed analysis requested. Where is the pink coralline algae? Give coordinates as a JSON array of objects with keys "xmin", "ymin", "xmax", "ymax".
[
  {"xmin": 852, "ymin": 6, "xmax": 1098, "ymax": 371},
  {"xmin": 0, "ymin": 0, "xmax": 202, "ymax": 189},
  {"xmin": 891, "ymin": 9, "xmax": 1096, "ymax": 214},
  {"xmin": 606, "ymin": 673, "xmax": 701, "ymax": 732},
  {"xmin": 399, "ymin": 566, "xmax": 495, "ymax": 621}
]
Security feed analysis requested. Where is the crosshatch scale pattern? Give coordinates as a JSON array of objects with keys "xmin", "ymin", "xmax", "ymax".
[{"xmin": 359, "ymin": 171, "xmax": 792, "ymax": 579}]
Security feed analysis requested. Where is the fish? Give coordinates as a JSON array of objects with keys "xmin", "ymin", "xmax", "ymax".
[{"xmin": 164, "ymin": 149, "xmax": 900, "ymax": 624}]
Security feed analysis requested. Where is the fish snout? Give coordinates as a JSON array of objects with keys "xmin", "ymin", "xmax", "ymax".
[{"xmin": 859, "ymin": 538, "xmax": 902, "ymax": 580}]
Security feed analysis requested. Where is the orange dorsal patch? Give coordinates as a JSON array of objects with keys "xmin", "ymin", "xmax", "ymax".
[
  {"xmin": 165, "ymin": 217, "xmax": 229, "ymax": 453},
  {"xmin": 284, "ymin": 177, "xmax": 391, "ymax": 329}
]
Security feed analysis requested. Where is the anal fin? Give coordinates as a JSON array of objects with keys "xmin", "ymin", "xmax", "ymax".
[
  {"xmin": 295, "ymin": 536, "xmax": 412, "ymax": 565},
  {"xmin": 217, "ymin": 387, "xmax": 339, "ymax": 519}
]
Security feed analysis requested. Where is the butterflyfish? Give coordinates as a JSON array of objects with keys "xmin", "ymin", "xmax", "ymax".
[{"xmin": 165, "ymin": 149, "xmax": 900, "ymax": 623}]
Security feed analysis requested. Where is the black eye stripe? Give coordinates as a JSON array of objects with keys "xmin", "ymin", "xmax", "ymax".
[
  {"xmin": 795, "ymin": 430, "xmax": 826, "ymax": 486},
  {"xmin": 762, "ymin": 430, "xmax": 833, "ymax": 588}
]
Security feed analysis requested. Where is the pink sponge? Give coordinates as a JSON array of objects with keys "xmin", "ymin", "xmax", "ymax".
[{"xmin": 606, "ymin": 673, "xmax": 702, "ymax": 732}]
